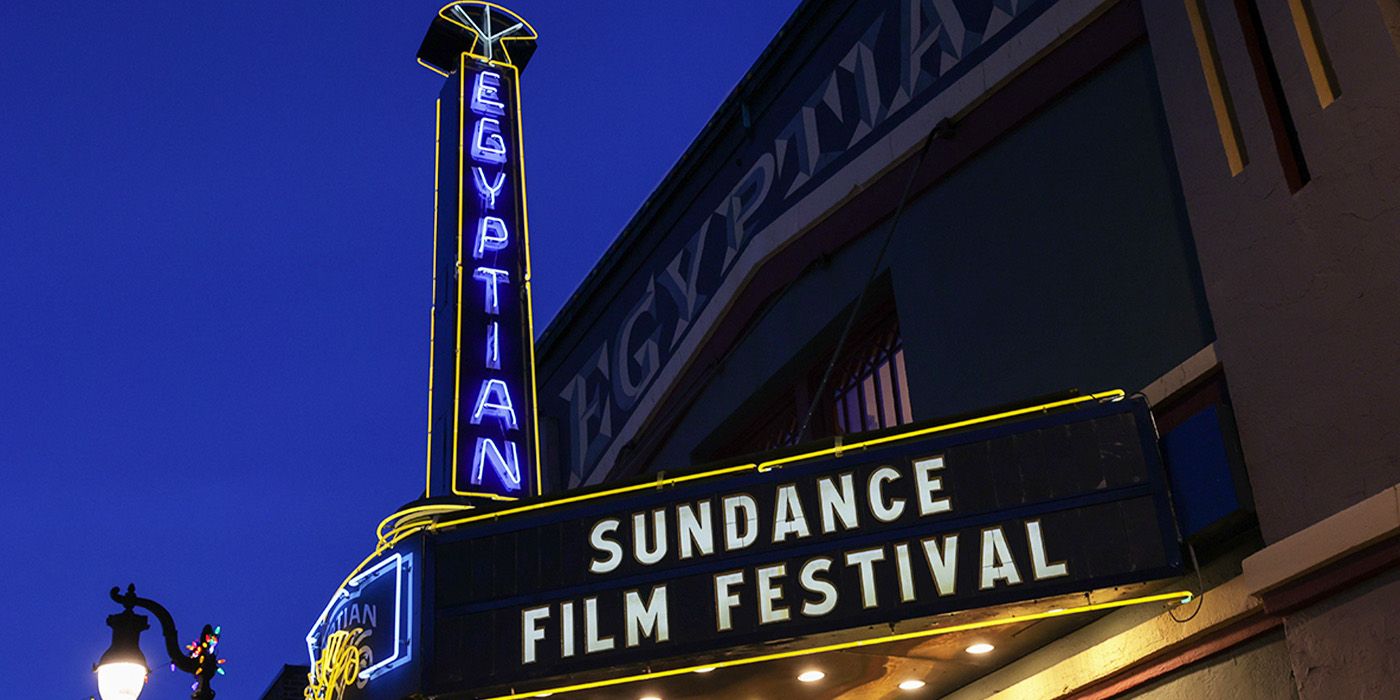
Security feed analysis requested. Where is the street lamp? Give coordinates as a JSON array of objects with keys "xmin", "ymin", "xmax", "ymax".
[{"xmin": 95, "ymin": 584, "xmax": 223, "ymax": 700}]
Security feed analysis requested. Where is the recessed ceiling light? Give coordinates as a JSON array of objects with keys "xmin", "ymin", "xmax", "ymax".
[
  {"xmin": 898, "ymin": 679, "xmax": 927, "ymax": 690},
  {"xmin": 639, "ymin": 696, "xmax": 662, "ymax": 700},
  {"xmin": 693, "ymin": 666, "xmax": 717, "ymax": 674},
  {"xmin": 533, "ymin": 694, "xmax": 552, "ymax": 698},
  {"xmin": 965, "ymin": 642, "xmax": 995, "ymax": 655},
  {"xmin": 797, "ymin": 670, "xmax": 826, "ymax": 683}
]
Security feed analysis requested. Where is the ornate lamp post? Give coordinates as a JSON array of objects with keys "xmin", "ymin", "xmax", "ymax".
[{"xmin": 94, "ymin": 584, "xmax": 225, "ymax": 700}]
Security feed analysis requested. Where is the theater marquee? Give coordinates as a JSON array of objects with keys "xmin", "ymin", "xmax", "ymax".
[{"xmin": 427, "ymin": 393, "xmax": 1183, "ymax": 697}]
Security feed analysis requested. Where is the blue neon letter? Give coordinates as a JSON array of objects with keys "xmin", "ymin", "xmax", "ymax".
[
  {"xmin": 472, "ymin": 267, "xmax": 510, "ymax": 314},
  {"xmin": 474, "ymin": 216, "xmax": 510, "ymax": 259},
  {"xmin": 471, "ymin": 378, "xmax": 519, "ymax": 429},
  {"xmin": 486, "ymin": 321, "xmax": 501, "ymax": 370},
  {"xmin": 473, "ymin": 167, "xmax": 506, "ymax": 209},
  {"xmin": 471, "ymin": 118, "xmax": 507, "ymax": 165},
  {"xmin": 471, "ymin": 71, "xmax": 506, "ymax": 117},
  {"xmin": 471, "ymin": 437, "xmax": 521, "ymax": 491}
]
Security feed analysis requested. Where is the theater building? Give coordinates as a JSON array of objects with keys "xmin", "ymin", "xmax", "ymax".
[{"xmin": 301, "ymin": 1, "xmax": 1400, "ymax": 699}]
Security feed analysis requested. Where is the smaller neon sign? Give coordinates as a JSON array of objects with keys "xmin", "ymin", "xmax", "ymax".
[{"xmin": 306, "ymin": 552, "xmax": 414, "ymax": 690}]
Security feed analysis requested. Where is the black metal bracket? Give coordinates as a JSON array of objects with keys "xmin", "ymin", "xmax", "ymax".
[{"xmin": 110, "ymin": 584, "xmax": 219, "ymax": 700}]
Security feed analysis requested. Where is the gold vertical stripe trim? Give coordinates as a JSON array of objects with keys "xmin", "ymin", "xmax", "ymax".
[
  {"xmin": 1380, "ymin": 0, "xmax": 1400, "ymax": 61},
  {"xmin": 510, "ymin": 65, "xmax": 545, "ymax": 497},
  {"xmin": 1184, "ymin": 0, "xmax": 1248, "ymax": 175},
  {"xmin": 427, "ymin": 98, "xmax": 443, "ymax": 497},
  {"xmin": 1286, "ymin": 0, "xmax": 1339, "ymax": 108}
]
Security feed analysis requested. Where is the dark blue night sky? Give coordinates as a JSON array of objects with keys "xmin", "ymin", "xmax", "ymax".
[{"xmin": 0, "ymin": 2, "xmax": 800, "ymax": 697}]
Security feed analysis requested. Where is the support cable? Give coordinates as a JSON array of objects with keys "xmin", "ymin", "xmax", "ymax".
[{"xmin": 796, "ymin": 117, "xmax": 954, "ymax": 441}]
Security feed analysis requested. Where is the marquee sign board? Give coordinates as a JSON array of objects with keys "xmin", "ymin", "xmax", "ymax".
[{"xmin": 427, "ymin": 396, "xmax": 1181, "ymax": 695}]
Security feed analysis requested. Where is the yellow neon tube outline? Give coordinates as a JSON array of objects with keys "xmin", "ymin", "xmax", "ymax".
[
  {"xmin": 432, "ymin": 390, "xmax": 1126, "ymax": 530},
  {"xmin": 450, "ymin": 54, "xmax": 467, "ymax": 485},
  {"xmin": 447, "ymin": 53, "xmax": 541, "ymax": 498},
  {"xmin": 416, "ymin": 56, "xmax": 452, "ymax": 79},
  {"xmin": 483, "ymin": 590, "xmax": 1195, "ymax": 700},
  {"xmin": 508, "ymin": 56, "xmax": 545, "ymax": 497},
  {"xmin": 434, "ymin": 1, "xmax": 539, "ymax": 69},
  {"xmin": 317, "ymin": 502, "xmax": 477, "ymax": 614},
  {"xmin": 426, "ymin": 98, "xmax": 443, "ymax": 497}
]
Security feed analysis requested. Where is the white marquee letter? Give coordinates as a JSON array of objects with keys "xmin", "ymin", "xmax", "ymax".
[
  {"xmin": 522, "ymin": 606, "xmax": 549, "ymax": 664},
  {"xmin": 756, "ymin": 564, "xmax": 790, "ymax": 624},
  {"xmin": 588, "ymin": 519, "xmax": 622, "ymax": 574},
  {"xmin": 772, "ymin": 484, "xmax": 811, "ymax": 543},
  {"xmin": 624, "ymin": 586, "xmax": 669, "ymax": 647},
  {"xmin": 723, "ymin": 495, "xmax": 758, "ymax": 550},
  {"xmin": 979, "ymin": 527, "xmax": 1023, "ymax": 590},
  {"xmin": 799, "ymin": 557, "xmax": 838, "ymax": 617},
  {"xmin": 914, "ymin": 455, "xmax": 952, "ymax": 515},
  {"xmin": 1027, "ymin": 520, "xmax": 1068, "ymax": 580},
  {"xmin": 845, "ymin": 546, "xmax": 886, "ymax": 609},
  {"xmin": 678, "ymin": 501, "xmax": 714, "ymax": 559},
  {"xmin": 818, "ymin": 474, "xmax": 860, "ymax": 533},
  {"xmin": 714, "ymin": 571, "xmax": 744, "ymax": 632}
]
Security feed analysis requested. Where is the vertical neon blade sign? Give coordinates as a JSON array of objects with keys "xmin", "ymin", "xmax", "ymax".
[{"xmin": 420, "ymin": 2, "xmax": 541, "ymax": 500}]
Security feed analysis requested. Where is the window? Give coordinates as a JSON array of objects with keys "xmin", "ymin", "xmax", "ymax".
[
  {"xmin": 830, "ymin": 324, "xmax": 913, "ymax": 434},
  {"xmin": 721, "ymin": 313, "xmax": 913, "ymax": 457}
]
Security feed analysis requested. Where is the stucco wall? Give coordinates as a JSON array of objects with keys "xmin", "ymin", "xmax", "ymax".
[
  {"xmin": 1280, "ymin": 567, "xmax": 1400, "ymax": 698},
  {"xmin": 1120, "ymin": 632, "xmax": 1297, "ymax": 700},
  {"xmin": 1140, "ymin": 0, "xmax": 1400, "ymax": 543}
]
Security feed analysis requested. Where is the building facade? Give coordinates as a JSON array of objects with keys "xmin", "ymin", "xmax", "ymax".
[
  {"xmin": 303, "ymin": 1, "xmax": 1400, "ymax": 698},
  {"xmin": 529, "ymin": 0, "xmax": 1400, "ymax": 697}
]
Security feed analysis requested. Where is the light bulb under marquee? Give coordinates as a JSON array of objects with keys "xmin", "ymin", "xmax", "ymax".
[
  {"xmin": 797, "ymin": 670, "xmax": 825, "ymax": 683},
  {"xmin": 899, "ymin": 679, "xmax": 927, "ymax": 690},
  {"xmin": 965, "ymin": 642, "xmax": 995, "ymax": 655}
]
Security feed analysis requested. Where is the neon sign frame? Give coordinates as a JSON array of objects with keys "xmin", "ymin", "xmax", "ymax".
[{"xmin": 306, "ymin": 552, "xmax": 414, "ymax": 684}]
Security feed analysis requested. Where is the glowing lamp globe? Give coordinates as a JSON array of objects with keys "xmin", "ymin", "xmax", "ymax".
[
  {"xmin": 96, "ymin": 607, "xmax": 150, "ymax": 700},
  {"xmin": 96, "ymin": 662, "xmax": 147, "ymax": 700}
]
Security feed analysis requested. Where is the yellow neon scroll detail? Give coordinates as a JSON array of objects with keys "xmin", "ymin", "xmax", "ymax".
[{"xmin": 304, "ymin": 627, "xmax": 368, "ymax": 700}]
